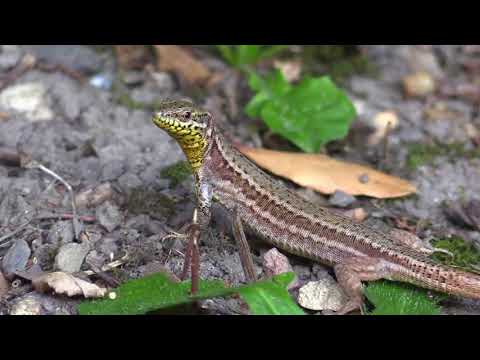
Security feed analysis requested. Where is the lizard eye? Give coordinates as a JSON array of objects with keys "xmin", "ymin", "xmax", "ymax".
[{"xmin": 184, "ymin": 111, "xmax": 191, "ymax": 119}]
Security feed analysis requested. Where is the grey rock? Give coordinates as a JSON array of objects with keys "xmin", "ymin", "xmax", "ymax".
[
  {"xmin": 0, "ymin": 45, "xmax": 22, "ymax": 71},
  {"xmin": 47, "ymin": 221, "xmax": 74, "ymax": 245},
  {"xmin": 85, "ymin": 250, "xmax": 107, "ymax": 269},
  {"xmin": 2, "ymin": 239, "xmax": 31, "ymax": 278},
  {"xmin": 33, "ymin": 244, "xmax": 58, "ymax": 271},
  {"xmin": 23, "ymin": 45, "xmax": 103, "ymax": 74},
  {"xmin": 117, "ymin": 173, "xmax": 143, "ymax": 192},
  {"xmin": 96, "ymin": 201, "xmax": 123, "ymax": 232},
  {"xmin": 54, "ymin": 242, "xmax": 90, "ymax": 273},
  {"xmin": 329, "ymin": 190, "xmax": 356, "ymax": 208},
  {"xmin": 96, "ymin": 237, "xmax": 119, "ymax": 258},
  {"xmin": 0, "ymin": 82, "xmax": 54, "ymax": 121},
  {"xmin": 122, "ymin": 71, "xmax": 145, "ymax": 86},
  {"xmin": 151, "ymin": 72, "xmax": 175, "ymax": 93},
  {"xmin": 298, "ymin": 278, "xmax": 347, "ymax": 312},
  {"xmin": 0, "ymin": 193, "xmax": 35, "ymax": 226},
  {"xmin": 100, "ymin": 159, "xmax": 126, "ymax": 181},
  {"xmin": 9, "ymin": 292, "xmax": 74, "ymax": 315},
  {"xmin": 126, "ymin": 214, "xmax": 151, "ymax": 234}
]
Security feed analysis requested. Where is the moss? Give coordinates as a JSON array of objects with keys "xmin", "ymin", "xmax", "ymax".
[
  {"xmin": 431, "ymin": 236, "xmax": 480, "ymax": 272},
  {"xmin": 301, "ymin": 45, "xmax": 377, "ymax": 83},
  {"xmin": 126, "ymin": 188, "xmax": 177, "ymax": 218},
  {"xmin": 160, "ymin": 161, "xmax": 192, "ymax": 188},
  {"xmin": 407, "ymin": 142, "xmax": 480, "ymax": 170}
]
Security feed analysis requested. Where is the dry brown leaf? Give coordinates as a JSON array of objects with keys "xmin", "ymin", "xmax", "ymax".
[
  {"xmin": 153, "ymin": 45, "xmax": 211, "ymax": 85},
  {"xmin": 239, "ymin": 147, "xmax": 416, "ymax": 199},
  {"xmin": 114, "ymin": 45, "xmax": 150, "ymax": 70},
  {"xmin": 32, "ymin": 272, "xmax": 107, "ymax": 298}
]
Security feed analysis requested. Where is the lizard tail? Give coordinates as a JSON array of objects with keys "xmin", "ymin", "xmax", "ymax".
[{"xmin": 397, "ymin": 259, "xmax": 480, "ymax": 299}]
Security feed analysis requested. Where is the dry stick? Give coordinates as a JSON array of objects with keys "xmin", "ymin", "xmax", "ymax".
[
  {"xmin": 0, "ymin": 147, "xmax": 21, "ymax": 167},
  {"xmin": 0, "ymin": 221, "xmax": 31, "ymax": 247},
  {"xmin": 24, "ymin": 160, "xmax": 82, "ymax": 240},
  {"xmin": 0, "ymin": 54, "xmax": 36, "ymax": 92},
  {"xmin": 35, "ymin": 214, "xmax": 96, "ymax": 223},
  {"xmin": 381, "ymin": 121, "xmax": 393, "ymax": 169},
  {"xmin": 86, "ymin": 263, "xmax": 120, "ymax": 287}
]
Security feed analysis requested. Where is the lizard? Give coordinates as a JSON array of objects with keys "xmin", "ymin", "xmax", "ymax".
[{"xmin": 152, "ymin": 100, "xmax": 480, "ymax": 314}]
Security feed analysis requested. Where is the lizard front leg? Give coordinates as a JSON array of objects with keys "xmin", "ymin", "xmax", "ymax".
[
  {"xmin": 334, "ymin": 257, "xmax": 392, "ymax": 315},
  {"xmin": 180, "ymin": 180, "xmax": 213, "ymax": 294}
]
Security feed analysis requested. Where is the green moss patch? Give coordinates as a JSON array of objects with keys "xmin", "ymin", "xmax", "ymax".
[{"xmin": 160, "ymin": 161, "xmax": 192, "ymax": 188}]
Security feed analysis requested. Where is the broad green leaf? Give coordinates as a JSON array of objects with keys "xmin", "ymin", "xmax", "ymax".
[
  {"xmin": 78, "ymin": 271, "xmax": 304, "ymax": 315},
  {"xmin": 245, "ymin": 70, "xmax": 291, "ymax": 117},
  {"xmin": 216, "ymin": 45, "xmax": 288, "ymax": 68},
  {"xmin": 78, "ymin": 272, "xmax": 232, "ymax": 315},
  {"xmin": 364, "ymin": 281, "xmax": 442, "ymax": 315},
  {"xmin": 238, "ymin": 272, "xmax": 305, "ymax": 315},
  {"xmin": 245, "ymin": 70, "xmax": 357, "ymax": 153}
]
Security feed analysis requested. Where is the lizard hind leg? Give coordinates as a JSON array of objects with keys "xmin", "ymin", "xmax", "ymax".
[{"xmin": 334, "ymin": 257, "xmax": 392, "ymax": 315}]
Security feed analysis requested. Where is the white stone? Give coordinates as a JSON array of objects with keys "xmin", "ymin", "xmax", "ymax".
[
  {"xmin": 298, "ymin": 278, "xmax": 347, "ymax": 312},
  {"xmin": 0, "ymin": 82, "xmax": 54, "ymax": 121}
]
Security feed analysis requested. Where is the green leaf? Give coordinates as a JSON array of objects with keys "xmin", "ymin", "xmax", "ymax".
[
  {"xmin": 78, "ymin": 271, "xmax": 304, "ymax": 315},
  {"xmin": 216, "ymin": 45, "xmax": 288, "ymax": 68},
  {"xmin": 364, "ymin": 281, "xmax": 442, "ymax": 315},
  {"xmin": 245, "ymin": 70, "xmax": 357, "ymax": 153},
  {"xmin": 238, "ymin": 272, "xmax": 305, "ymax": 315},
  {"xmin": 77, "ymin": 272, "xmax": 233, "ymax": 315}
]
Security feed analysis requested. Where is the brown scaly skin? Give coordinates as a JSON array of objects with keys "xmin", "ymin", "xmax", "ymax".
[{"xmin": 152, "ymin": 100, "xmax": 480, "ymax": 314}]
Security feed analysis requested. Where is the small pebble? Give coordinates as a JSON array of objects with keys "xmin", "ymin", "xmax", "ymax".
[
  {"xmin": 55, "ymin": 242, "xmax": 90, "ymax": 273},
  {"xmin": 403, "ymin": 71, "xmax": 436, "ymax": 97},
  {"xmin": 9, "ymin": 294, "xmax": 44, "ymax": 315},
  {"xmin": 329, "ymin": 190, "xmax": 356, "ymax": 208},
  {"xmin": 358, "ymin": 174, "xmax": 370, "ymax": 184},
  {"xmin": 0, "ymin": 82, "xmax": 54, "ymax": 121},
  {"xmin": 2, "ymin": 239, "xmax": 31, "ymax": 279},
  {"xmin": 298, "ymin": 278, "xmax": 347, "ymax": 312},
  {"xmin": 47, "ymin": 221, "xmax": 74, "ymax": 245},
  {"xmin": 96, "ymin": 201, "xmax": 123, "ymax": 232},
  {"xmin": 263, "ymin": 248, "xmax": 299, "ymax": 290}
]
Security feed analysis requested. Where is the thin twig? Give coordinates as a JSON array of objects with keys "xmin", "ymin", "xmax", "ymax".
[
  {"xmin": 0, "ymin": 54, "xmax": 36, "ymax": 92},
  {"xmin": 82, "ymin": 253, "xmax": 130, "ymax": 277},
  {"xmin": 0, "ymin": 221, "xmax": 31, "ymax": 247},
  {"xmin": 24, "ymin": 160, "xmax": 82, "ymax": 240},
  {"xmin": 35, "ymin": 214, "xmax": 96, "ymax": 223},
  {"xmin": 0, "ymin": 146, "xmax": 21, "ymax": 167}
]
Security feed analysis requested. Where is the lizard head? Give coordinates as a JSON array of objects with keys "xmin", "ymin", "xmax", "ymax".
[{"xmin": 152, "ymin": 100, "xmax": 213, "ymax": 172}]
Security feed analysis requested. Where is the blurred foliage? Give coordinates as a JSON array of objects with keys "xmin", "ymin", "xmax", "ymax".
[
  {"xmin": 364, "ymin": 281, "xmax": 442, "ymax": 315},
  {"xmin": 431, "ymin": 236, "xmax": 480, "ymax": 272},
  {"xmin": 246, "ymin": 70, "xmax": 356, "ymax": 153},
  {"xmin": 407, "ymin": 142, "xmax": 480, "ymax": 169},
  {"xmin": 216, "ymin": 45, "xmax": 288, "ymax": 69},
  {"xmin": 160, "ymin": 161, "xmax": 192, "ymax": 188}
]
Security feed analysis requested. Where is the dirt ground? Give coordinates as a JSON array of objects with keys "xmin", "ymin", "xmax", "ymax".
[{"xmin": 1, "ymin": 45, "xmax": 480, "ymax": 315}]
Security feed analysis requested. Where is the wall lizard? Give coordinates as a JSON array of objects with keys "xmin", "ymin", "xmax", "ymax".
[{"xmin": 152, "ymin": 100, "xmax": 480, "ymax": 314}]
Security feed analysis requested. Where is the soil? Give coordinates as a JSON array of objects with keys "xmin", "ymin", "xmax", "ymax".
[{"xmin": 1, "ymin": 45, "xmax": 480, "ymax": 315}]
